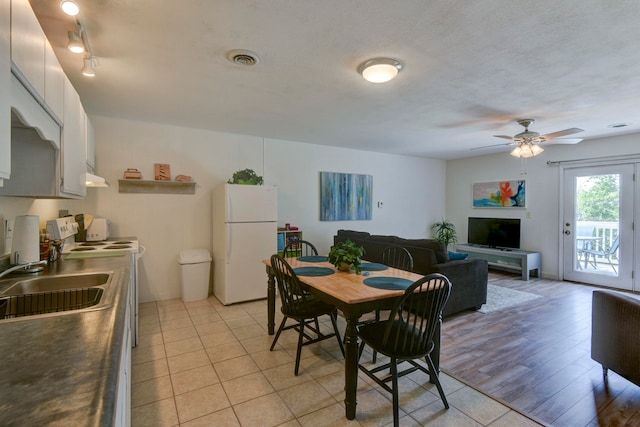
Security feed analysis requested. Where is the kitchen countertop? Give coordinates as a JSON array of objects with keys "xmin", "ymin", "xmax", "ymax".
[{"xmin": 0, "ymin": 254, "xmax": 131, "ymax": 426}]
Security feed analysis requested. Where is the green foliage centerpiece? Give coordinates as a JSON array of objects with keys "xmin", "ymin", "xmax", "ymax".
[{"xmin": 328, "ymin": 240, "xmax": 365, "ymax": 274}]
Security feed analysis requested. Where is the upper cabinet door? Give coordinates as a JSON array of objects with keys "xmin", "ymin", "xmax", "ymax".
[
  {"xmin": 61, "ymin": 75, "xmax": 87, "ymax": 197},
  {"xmin": 0, "ymin": 0, "xmax": 10, "ymax": 180},
  {"xmin": 10, "ymin": 0, "xmax": 45, "ymax": 101},
  {"xmin": 44, "ymin": 39, "xmax": 64, "ymax": 123}
]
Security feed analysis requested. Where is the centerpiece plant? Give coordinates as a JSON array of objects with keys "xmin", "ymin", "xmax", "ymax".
[{"xmin": 328, "ymin": 240, "xmax": 365, "ymax": 274}]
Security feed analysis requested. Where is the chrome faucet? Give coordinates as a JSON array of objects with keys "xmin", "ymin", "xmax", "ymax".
[{"xmin": 0, "ymin": 257, "xmax": 48, "ymax": 279}]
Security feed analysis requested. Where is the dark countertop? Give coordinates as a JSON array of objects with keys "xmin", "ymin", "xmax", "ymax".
[{"xmin": 0, "ymin": 254, "xmax": 131, "ymax": 426}]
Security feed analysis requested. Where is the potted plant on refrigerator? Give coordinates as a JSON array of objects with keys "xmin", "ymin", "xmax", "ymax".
[
  {"xmin": 328, "ymin": 240, "xmax": 365, "ymax": 274},
  {"xmin": 227, "ymin": 169, "xmax": 263, "ymax": 185}
]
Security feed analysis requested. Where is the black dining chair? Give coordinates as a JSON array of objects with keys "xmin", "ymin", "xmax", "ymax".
[
  {"xmin": 357, "ymin": 273, "xmax": 452, "ymax": 427},
  {"xmin": 282, "ymin": 239, "xmax": 318, "ymax": 258},
  {"xmin": 377, "ymin": 245, "xmax": 414, "ymax": 271},
  {"xmin": 269, "ymin": 254, "xmax": 345, "ymax": 375},
  {"xmin": 367, "ymin": 245, "xmax": 414, "ymax": 362}
]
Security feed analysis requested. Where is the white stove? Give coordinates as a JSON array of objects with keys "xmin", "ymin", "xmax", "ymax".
[
  {"xmin": 61, "ymin": 237, "xmax": 143, "ymax": 347},
  {"xmin": 62, "ymin": 239, "xmax": 139, "ymax": 255}
]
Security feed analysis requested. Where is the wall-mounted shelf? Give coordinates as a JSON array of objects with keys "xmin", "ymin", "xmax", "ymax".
[{"xmin": 118, "ymin": 179, "xmax": 196, "ymax": 194}]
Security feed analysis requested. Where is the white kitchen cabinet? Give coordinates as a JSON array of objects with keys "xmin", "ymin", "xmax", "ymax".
[
  {"xmin": 44, "ymin": 39, "xmax": 64, "ymax": 123},
  {"xmin": 10, "ymin": 0, "xmax": 45, "ymax": 102},
  {"xmin": 0, "ymin": 0, "xmax": 10, "ymax": 181},
  {"xmin": 61, "ymin": 75, "xmax": 87, "ymax": 197},
  {"xmin": 86, "ymin": 116, "xmax": 95, "ymax": 170}
]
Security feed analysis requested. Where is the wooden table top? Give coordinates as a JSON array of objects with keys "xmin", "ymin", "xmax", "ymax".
[{"xmin": 263, "ymin": 257, "xmax": 424, "ymax": 305}]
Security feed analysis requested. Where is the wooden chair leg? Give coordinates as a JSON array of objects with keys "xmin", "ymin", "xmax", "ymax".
[
  {"xmin": 425, "ymin": 355, "xmax": 449, "ymax": 409},
  {"xmin": 294, "ymin": 320, "xmax": 305, "ymax": 376},
  {"xmin": 270, "ymin": 317, "xmax": 288, "ymax": 351},
  {"xmin": 391, "ymin": 359, "xmax": 399, "ymax": 427},
  {"xmin": 329, "ymin": 311, "xmax": 345, "ymax": 356}
]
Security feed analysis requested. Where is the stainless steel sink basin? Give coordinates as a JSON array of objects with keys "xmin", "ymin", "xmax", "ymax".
[
  {"xmin": 0, "ymin": 272, "xmax": 114, "ymax": 321},
  {"xmin": 0, "ymin": 273, "xmax": 110, "ymax": 295}
]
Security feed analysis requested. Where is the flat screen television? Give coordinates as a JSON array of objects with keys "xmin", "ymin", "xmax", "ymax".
[{"xmin": 468, "ymin": 217, "xmax": 521, "ymax": 249}]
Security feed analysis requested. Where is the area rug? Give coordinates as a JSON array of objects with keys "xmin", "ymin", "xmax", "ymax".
[{"xmin": 479, "ymin": 284, "xmax": 543, "ymax": 314}]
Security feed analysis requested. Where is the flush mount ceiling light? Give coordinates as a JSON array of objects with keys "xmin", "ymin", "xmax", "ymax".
[
  {"xmin": 67, "ymin": 31, "xmax": 84, "ymax": 53},
  {"xmin": 60, "ymin": 0, "xmax": 80, "ymax": 16},
  {"xmin": 357, "ymin": 58, "xmax": 403, "ymax": 83}
]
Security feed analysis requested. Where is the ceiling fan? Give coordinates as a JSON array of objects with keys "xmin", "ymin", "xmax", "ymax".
[{"xmin": 472, "ymin": 119, "xmax": 584, "ymax": 157}]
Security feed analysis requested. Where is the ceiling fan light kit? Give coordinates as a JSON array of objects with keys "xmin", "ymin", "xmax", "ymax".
[{"xmin": 510, "ymin": 142, "xmax": 544, "ymax": 158}]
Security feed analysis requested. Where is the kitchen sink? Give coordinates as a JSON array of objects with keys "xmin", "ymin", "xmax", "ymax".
[
  {"xmin": 0, "ymin": 273, "xmax": 110, "ymax": 295},
  {"xmin": 0, "ymin": 272, "xmax": 114, "ymax": 320}
]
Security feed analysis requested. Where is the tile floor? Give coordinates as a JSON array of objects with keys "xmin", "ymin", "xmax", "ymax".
[{"xmin": 131, "ymin": 296, "xmax": 545, "ymax": 426}]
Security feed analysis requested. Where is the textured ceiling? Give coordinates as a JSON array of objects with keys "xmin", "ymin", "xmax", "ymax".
[{"xmin": 30, "ymin": 0, "xmax": 640, "ymax": 159}]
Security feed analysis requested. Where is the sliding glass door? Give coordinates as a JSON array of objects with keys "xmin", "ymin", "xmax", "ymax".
[{"xmin": 562, "ymin": 164, "xmax": 635, "ymax": 290}]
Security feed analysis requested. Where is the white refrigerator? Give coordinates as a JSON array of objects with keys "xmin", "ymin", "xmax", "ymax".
[{"xmin": 212, "ymin": 183, "xmax": 278, "ymax": 305}]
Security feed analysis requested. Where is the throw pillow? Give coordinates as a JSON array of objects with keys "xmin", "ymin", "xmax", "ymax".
[{"xmin": 448, "ymin": 250, "xmax": 469, "ymax": 260}]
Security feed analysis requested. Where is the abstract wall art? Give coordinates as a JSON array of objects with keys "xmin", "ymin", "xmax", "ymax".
[
  {"xmin": 320, "ymin": 172, "xmax": 372, "ymax": 221},
  {"xmin": 473, "ymin": 180, "xmax": 526, "ymax": 208}
]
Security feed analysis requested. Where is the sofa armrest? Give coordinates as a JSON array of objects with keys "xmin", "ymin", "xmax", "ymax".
[
  {"xmin": 591, "ymin": 290, "xmax": 640, "ymax": 386},
  {"xmin": 434, "ymin": 259, "xmax": 488, "ymax": 316}
]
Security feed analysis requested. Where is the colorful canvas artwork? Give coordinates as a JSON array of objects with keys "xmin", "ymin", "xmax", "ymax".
[
  {"xmin": 473, "ymin": 180, "xmax": 526, "ymax": 208},
  {"xmin": 320, "ymin": 172, "xmax": 372, "ymax": 221}
]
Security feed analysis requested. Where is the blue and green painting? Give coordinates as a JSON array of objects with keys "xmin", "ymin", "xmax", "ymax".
[{"xmin": 320, "ymin": 172, "xmax": 372, "ymax": 221}]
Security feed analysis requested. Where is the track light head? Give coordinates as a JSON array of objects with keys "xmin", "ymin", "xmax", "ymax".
[
  {"xmin": 60, "ymin": 1, "xmax": 80, "ymax": 16},
  {"xmin": 82, "ymin": 57, "xmax": 97, "ymax": 77},
  {"xmin": 67, "ymin": 31, "xmax": 84, "ymax": 53}
]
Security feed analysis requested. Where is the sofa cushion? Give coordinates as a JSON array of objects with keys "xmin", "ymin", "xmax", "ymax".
[
  {"xmin": 337, "ymin": 230, "xmax": 371, "ymax": 240},
  {"xmin": 394, "ymin": 238, "xmax": 449, "ymax": 263},
  {"xmin": 448, "ymin": 250, "xmax": 469, "ymax": 260},
  {"xmin": 369, "ymin": 235, "xmax": 397, "ymax": 244}
]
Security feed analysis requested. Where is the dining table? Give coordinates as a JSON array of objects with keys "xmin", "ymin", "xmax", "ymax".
[{"xmin": 263, "ymin": 256, "xmax": 440, "ymax": 421}]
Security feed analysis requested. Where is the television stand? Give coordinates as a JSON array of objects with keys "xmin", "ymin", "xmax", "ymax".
[{"xmin": 456, "ymin": 244, "xmax": 541, "ymax": 281}]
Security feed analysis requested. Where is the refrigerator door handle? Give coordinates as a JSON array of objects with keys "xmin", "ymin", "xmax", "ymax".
[{"xmin": 226, "ymin": 224, "xmax": 232, "ymax": 262}]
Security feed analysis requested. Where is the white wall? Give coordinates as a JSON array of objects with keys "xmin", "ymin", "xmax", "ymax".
[
  {"xmin": 1, "ymin": 116, "xmax": 445, "ymax": 302},
  {"xmin": 445, "ymin": 133, "xmax": 639, "ymax": 279}
]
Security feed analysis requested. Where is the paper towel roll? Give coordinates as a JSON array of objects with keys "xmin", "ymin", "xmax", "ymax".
[{"xmin": 12, "ymin": 215, "xmax": 40, "ymax": 264}]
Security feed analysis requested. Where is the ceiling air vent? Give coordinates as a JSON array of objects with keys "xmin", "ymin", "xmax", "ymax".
[{"xmin": 226, "ymin": 49, "xmax": 260, "ymax": 66}]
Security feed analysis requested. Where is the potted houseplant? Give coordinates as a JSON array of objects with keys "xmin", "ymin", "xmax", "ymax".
[
  {"xmin": 328, "ymin": 240, "xmax": 365, "ymax": 274},
  {"xmin": 431, "ymin": 218, "xmax": 458, "ymax": 249},
  {"xmin": 227, "ymin": 168, "xmax": 263, "ymax": 185}
]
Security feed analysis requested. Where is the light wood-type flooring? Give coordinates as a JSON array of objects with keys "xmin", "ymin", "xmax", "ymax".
[{"xmin": 440, "ymin": 270, "xmax": 640, "ymax": 427}]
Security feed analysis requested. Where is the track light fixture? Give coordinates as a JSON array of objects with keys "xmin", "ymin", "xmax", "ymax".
[
  {"xmin": 67, "ymin": 31, "xmax": 84, "ymax": 53},
  {"xmin": 81, "ymin": 57, "xmax": 97, "ymax": 77},
  {"xmin": 60, "ymin": 1, "xmax": 80, "ymax": 16},
  {"xmin": 61, "ymin": 2, "xmax": 99, "ymax": 77}
]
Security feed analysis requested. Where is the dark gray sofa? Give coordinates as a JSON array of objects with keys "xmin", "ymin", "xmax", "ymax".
[{"xmin": 334, "ymin": 229, "xmax": 488, "ymax": 316}]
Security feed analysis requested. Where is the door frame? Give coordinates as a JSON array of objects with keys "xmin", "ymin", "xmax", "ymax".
[{"xmin": 558, "ymin": 160, "xmax": 638, "ymax": 291}]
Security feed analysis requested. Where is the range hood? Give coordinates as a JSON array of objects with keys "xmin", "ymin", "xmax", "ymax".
[{"xmin": 86, "ymin": 171, "xmax": 109, "ymax": 187}]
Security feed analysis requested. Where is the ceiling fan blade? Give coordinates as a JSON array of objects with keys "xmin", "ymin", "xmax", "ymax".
[
  {"xmin": 541, "ymin": 127, "xmax": 584, "ymax": 139},
  {"xmin": 470, "ymin": 142, "xmax": 513, "ymax": 151},
  {"xmin": 545, "ymin": 138, "xmax": 583, "ymax": 145},
  {"xmin": 493, "ymin": 135, "xmax": 515, "ymax": 140}
]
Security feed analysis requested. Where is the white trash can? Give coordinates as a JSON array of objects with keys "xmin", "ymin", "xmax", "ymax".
[{"xmin": 178, "ymin": 249, "xmax": 212, "ymax": 302}]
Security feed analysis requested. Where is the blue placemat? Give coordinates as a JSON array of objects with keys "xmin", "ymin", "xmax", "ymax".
[
  {"xmin": 363, "ymin": 276, "xmax": 412, "ymax": 290},
  {"xmin": 297, "ymin": 255, "xmax": 329, "ymax": 262},
  {"xmin": 293, "ymin": 267, "xmax": 335, "ymax": 276},
  {"xmin": 360, "ymin": 262, "xmax": 388, "ymax": 271}
]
